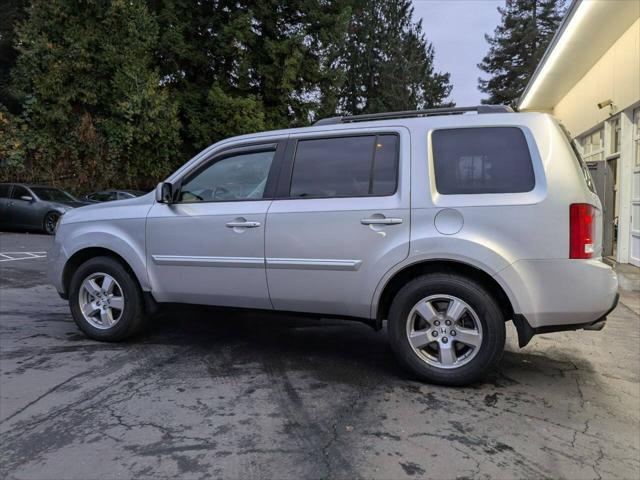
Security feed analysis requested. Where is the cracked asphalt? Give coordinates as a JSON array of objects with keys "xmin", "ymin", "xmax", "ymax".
[{"xmin": 1, "ymin": 231, "xmax": 639, "ymax": 479}]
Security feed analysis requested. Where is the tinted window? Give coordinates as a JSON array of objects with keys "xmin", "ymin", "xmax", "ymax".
[
  {"xmin": 31, "ymin": 187, "xmax": 75, "ymax": 201},
  {"xmin": 290, "ymin": 134, "xmax": 398, "ymax": 198},
  {"xmin": 179, "ymin": 150, "xmax": 274, "ymax": 202},
  {"xmin": 89, "ymin": 192, "xmax": 115, "ymax": 201},
  {"xmin": 0, "ymin": 184, "xmax": 10, "ymax": 198},
  {"xmin": 371, "ymin": 135, "xmax": 398, "ymax": 196},
  {"xmin": 432, "ymin": 127, "xmax": 535, "ymax": 194},
  {"xmin": 11, "ymin": 185, "xmax": 30, "ymax": 200}
]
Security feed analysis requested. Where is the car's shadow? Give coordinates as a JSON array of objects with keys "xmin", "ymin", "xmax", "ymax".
[{"xmin": 128, "ymin": 308, "xmax": 599, "ymax": 390}]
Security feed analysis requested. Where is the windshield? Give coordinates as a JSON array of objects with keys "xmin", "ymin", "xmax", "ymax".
[{"xmin": 31, "ymin": 187, "xmax": 76, "ymax": 202}]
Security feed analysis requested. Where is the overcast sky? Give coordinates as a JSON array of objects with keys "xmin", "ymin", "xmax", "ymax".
[{"xmin": 412, "ymin": 0, "xmax": 503, "ymax": 106}]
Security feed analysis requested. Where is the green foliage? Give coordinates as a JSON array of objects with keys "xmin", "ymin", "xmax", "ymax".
[
  {"xmin": 1, "ymin": 0, "xmax": 453, "ymax": 192},
  {"xmin": 334, "ymin": 0, "xmax": 453, "ymax": 115},
  {"xmin": 5, "ymin": 0, "xmax": 180, "ymax": 191},
  {"xmin": 0, "ymin": 0, "xmax": 28, "ymax": 113},
  {"xmin": 478, "ymin": 0, "xmax": 565, "ymax": 108}
]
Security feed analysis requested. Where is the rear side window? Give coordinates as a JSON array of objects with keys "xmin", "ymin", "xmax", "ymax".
[
  {"xmin": 432, "ymin": 127, "xmax": 535, "ymax": 194},
  {"xmin": 0, "ymin": 184, "xmax": 10, "ymax": 198},
  {"xmin": 289, "ymin": 134, "xmax": 398, "ymax": 198}
]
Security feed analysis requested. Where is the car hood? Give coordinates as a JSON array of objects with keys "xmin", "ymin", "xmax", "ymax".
[{"xmin": 59, "ymin": 191, "xmax": 155, "ymax": 225}]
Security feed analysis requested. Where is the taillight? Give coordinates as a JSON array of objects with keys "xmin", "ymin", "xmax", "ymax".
[{"xmin": 570, "ymin": 203, "xmax": 595, "ymax": 259}]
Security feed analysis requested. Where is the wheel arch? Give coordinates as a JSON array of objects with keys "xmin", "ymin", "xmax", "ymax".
[
  {"xmin": 63, "ymin": 247, "xmax": 140, "ymax": 295},
  {"xmin": 374, "ymin": 259, "xmax": 515, "ymax": 329}
]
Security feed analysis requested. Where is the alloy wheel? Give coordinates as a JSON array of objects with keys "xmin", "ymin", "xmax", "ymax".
[
  {"xmin": 405, "ymin": 294, "xmax": 483, "ymax": 369},
  {"xmin": 78, "ymin": 272, "xmax": 125, "ymax": 329}
]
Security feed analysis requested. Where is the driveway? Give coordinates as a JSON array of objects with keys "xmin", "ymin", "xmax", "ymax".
[{"xmin": 1, "ymin": 232, "xmax": 639, "ymax": 479}]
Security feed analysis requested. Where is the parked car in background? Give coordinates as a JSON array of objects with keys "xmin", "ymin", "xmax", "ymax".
[
  {"xmin": 0, "ymin": 183, "xmax": 88, "ymax": 234},
  {"xmin": 83, "ymin": 190, "xmax": 147, "ymax": 203},
  {"xmin": 48, "ymin": 105, "xmax": 619, "ymax": 385}
]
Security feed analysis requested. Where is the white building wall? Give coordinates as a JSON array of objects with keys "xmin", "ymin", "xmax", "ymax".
[
  {"xmin": 548, "ymin": 19, "xmax": 640, "ymax": 265},
  {"xmin": 553, "ymin": 18, "xmax": 640, "ymax": 138}
]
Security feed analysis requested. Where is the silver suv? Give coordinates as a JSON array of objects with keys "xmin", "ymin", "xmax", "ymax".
[{"xmin": 48, "ymin": 106, "xmax": 619, "ymax": 385}]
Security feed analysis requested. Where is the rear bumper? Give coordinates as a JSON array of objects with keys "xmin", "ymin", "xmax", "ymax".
[
  {"xmin": 512, "ymin": 292, "xmax": 619, "ymax": 347},
  {"xmin": 496, "ymin": 258, "xmax": 619, "ymax": 327}
]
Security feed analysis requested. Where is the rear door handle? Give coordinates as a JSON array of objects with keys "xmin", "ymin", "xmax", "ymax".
[
  {"xmin": 226, "ymin": 220, "xmax": 261, "ymax": 228},
  {"xmin": 361, "ymin": 217, "xmax": 403, "ymax": 225}
]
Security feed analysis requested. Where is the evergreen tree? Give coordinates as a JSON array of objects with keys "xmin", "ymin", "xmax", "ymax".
[
  {"xmin": 0, "ymin": 0, "xmax": 29, "ymax": 113},
  {"xmin": 9, "ymin": 0, "xmax": 180, "ymax": 190},
  {"xmin": 151, "ymin": 0, "xmax": 350, "ymax": 154},
  {"xmin": 332, "ymin": 0, "xmax": 452, "ymax": 115},
  {"xmin": 478, "ymin": 0, "xmax": 565, "ymax": 108}
]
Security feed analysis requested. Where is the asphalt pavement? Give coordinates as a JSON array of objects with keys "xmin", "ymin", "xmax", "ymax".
[{"xmin": 1, "ymin": 231, "xmax": 639, "ymax": 479}]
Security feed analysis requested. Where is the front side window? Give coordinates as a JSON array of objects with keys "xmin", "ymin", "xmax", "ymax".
[
  {"xmin": 179, "ymin": 150, "xmax": 275, "ymax": 203},
  {"xmin": 432, "ymin": 127, "xmax": 535, "ymax": 195},
  {"xmin": 289, "ymin": 134, "xmax": 398, "ymax": 198},
  {"xmin": 10, "ymin": 185, "xmax": 30, "ymax": 200},
  {"xmin": 31, "ymin": 187, "xmax": 75, "ymax": 202}
]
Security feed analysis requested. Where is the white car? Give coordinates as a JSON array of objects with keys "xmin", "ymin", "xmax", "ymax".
[{"xmin": 48, "ymin": 105, "xmax": 619, "ymax": 385}]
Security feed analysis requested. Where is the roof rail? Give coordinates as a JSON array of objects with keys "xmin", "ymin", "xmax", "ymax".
[{"xmin": 313, "ymin": 105, "xmax": 513, "ymax": 126}]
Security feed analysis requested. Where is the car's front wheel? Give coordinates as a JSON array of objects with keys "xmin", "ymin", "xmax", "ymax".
[
  {"xmin": 388, "ymin": 273, "xmax": 506, "ymax": 386},
  {"xmin": 43, "ymin": 211, "xmax": 60, "ymax": 235},
  {"xmin": 68, "ymin": 256, "xmax": 148, "ymax": 341}
]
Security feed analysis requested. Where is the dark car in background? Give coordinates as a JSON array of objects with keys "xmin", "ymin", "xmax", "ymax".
[
  {"xmin": 0, "ymin": 183, "xmax": 88, "ymax": 234},
  {"xmin": 83, "ymin": 189, "xmax": 146, "ymax": 203}
]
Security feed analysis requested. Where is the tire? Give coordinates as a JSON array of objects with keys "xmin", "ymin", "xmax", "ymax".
[
  {"xmin": 68, "ymin": 256, "xmax": 148, "ymax": 341},
  {"xmin": 43, "ymin": 211, "xmax": 60, "ymax": 235},
  {"xmin": 388, "ymin": 273, "xmax": 505, "ymax": 386}
]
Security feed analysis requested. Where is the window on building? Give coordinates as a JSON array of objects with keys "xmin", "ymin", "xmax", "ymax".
[
  {"xmin": 609, "ymin": 116, "xmax": 621, "ymax": 155},
  {"xmin": 634, "ymin": 108, "xmax": 640, "ymax": 167},
  {"xmin": 580, "ymin": 128, "xmax": 604, "ymax": 162},
  {"xmin": 431, "ymin": 127, "xmax": 535, "ymax": 195},
  {"xmin": 289, "ymin": 134, "xmax": 398, "ymax": 198}
]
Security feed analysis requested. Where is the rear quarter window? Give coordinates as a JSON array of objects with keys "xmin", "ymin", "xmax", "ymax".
[{"xmin": 431, "ymin": 127, "xmax": 535, "ymax": 195}]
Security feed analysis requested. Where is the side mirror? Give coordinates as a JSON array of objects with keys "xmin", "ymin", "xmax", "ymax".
[
  {"xmin": 20, "ymin": 195, "xmax": 34, "ymax": 202},
  {"xmin": 155, "ymin": 182, "xmax": 174, "ymax": 204}
]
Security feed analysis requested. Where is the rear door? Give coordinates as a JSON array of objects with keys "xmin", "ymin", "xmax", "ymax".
[{"xmin": 265, "ymin": 128, "xmax": 411, "ymax": 318}]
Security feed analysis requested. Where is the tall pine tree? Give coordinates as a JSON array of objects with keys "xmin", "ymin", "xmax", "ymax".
[
  {"xmin": 478, "ymin": 0, "xmax": 565, "ymax": 108},
  {"xmin": 330, "ymin": 0, "xmax": 452, "ymax": 115}
]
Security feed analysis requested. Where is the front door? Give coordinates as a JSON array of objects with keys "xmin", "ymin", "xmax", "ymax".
[
  {"xmin": 265, "ymin": 130, "xmax": 410, "ymax": 319},
  {"xmin": 8, "ymin": 185, "xmax": 40, "ymax": 229},
  {"xmin": 146, "ymin": 142, "xmax": 284, "ymax": 308}
]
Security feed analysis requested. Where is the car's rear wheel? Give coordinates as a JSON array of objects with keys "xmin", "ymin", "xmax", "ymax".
[
  {"xmin": 43, "ymin": 211, "xmax": 60, "ymax": 235},
  {"xmin": 388, "ymin": 273, "xmax": 505, "ymax": 386},
  {"xmin": 68, "ymin": 256, "xmax": 148, "ymax": 341}
]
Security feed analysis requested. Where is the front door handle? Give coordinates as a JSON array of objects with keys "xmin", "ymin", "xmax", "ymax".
[
  {"xmin": 226, "ymin": 220, "xmax": 261, "ymax": 228},
  {"xmin": 361, "ymin": 217, "xmax": 403, "ymax": 226}
]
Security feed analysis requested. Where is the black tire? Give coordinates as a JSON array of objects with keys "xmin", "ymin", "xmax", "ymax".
[
  {"xmin": 68, "ymin": 256, "xmax": 148, "ymax": 341},
  {"xmin": 43, "ymin": 211, "xmax": 60, "ymax": 235},
  {"xmin": 388, "ymin": 273, "xmax": 505, "ymax": 386}
]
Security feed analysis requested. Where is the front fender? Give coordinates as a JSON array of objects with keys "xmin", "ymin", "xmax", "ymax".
[{"xmin": 56, "ymin": 219, "xmax": 149, "ymax": 293}]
